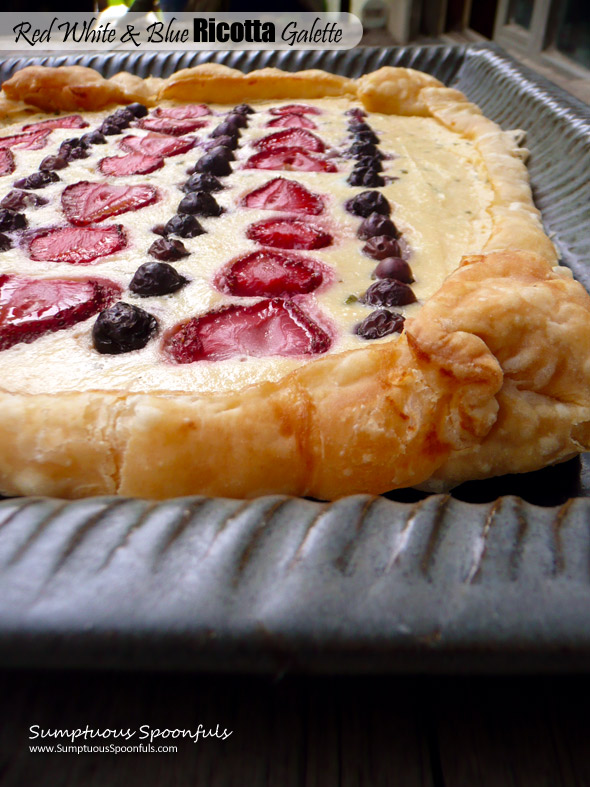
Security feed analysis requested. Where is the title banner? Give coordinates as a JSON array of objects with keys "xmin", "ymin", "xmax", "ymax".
[{"xmin": 0, "ymin": 12, "xmax": 363, "ymax": 51}]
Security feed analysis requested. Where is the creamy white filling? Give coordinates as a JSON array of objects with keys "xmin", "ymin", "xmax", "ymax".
[{"xmin": 0, "ymin": 97, "xmax": 494, "ymax": 395}]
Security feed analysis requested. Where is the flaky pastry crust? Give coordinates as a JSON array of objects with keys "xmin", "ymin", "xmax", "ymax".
[{"xmin": 1, "ymin": 64, "xmax": 589, "ymax": 500}]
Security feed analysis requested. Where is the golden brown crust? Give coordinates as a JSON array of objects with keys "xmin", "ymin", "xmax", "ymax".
[{"xmin": 0, "ymin": 64, "xmax": 587, "ymax": 499}]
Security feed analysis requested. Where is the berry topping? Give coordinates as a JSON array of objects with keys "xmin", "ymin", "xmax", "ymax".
[
  {"xmin": 358, "ymin": 213, "xmax": 398, "ymax": 240},
  {"xmin": 178, "ymin": 191, "xmax": 223, "ymax": 217},
  {"xmin": 206, "ymin": 132, "xmax": 238, "ymax": 151},
  {"xmin": 0, "ymin": 149, "xmax": 15, "ymax": 176},
  {"xmin": 182, "ymin": 173, "xmax": 223, "ymax": 193},
  {"xmin": 148, "ymin": 237, "xmax": 190, "ymax": 262},
  {"xmin": 245, "ymin": 148, "xmax": 337, "ymax": 173},
  {"xmin": 138, "ymin": 117, "xmax": 208, "ymax": 136},
  {"xmin": 22, "ymin": 115, "xmax": 88, "ymax": 132},
  {"xmin": 14, "ymin": 170, "xmax": 60, "ymax": 190},
  {"xmin": 130, "ymin": 261, "xmax": 188, "ymax": 296},
  {"xmin": 355, "ymin": 310, "xmax": 404, "ymax": 340},
  {"xmin": 0, "ymin": 209, "xmax": 26, "ymax": 232},
  {"xmin": 127, "ymin": 102, "xmax": 149, "ymax": 118},
  {"xmin": 346, "ymin": 191, "xmax": 391, "ymax": 218},
  {"xmin": 28, "ymin": 224, "xmax": 127, "ymax": 264},
  {"xmin": 163, "ymin": 213, "xmax": 205, "ymax": 238},
  {"xmin": 210, "ymin": 119, "xmax": 242, "ymax": 139},
  {"xmin": 165, "ymin": 298, "xmax": 331, "ymax": 363},
  {"xmin": 349, "ymin": 140, "xmax": 384, "ymax": 159},
  {"xmin": 39, "ymin": 154, "xmax": 69, "ymax": 172},
  {"xmin": 0, "ymin": 275, "xmax": 122, "ymax": 351},
  {"xmin": 373, "ymin": 257, "xmax": 414, "ymax": 283},
  {"xmin": 345, "ymin": 107, "xmax": 367, "ymax": 119},
  {"xmin": 92, "ymin": 301, "xmax": 158, "ymax": 354},
  {"xmin": 1, "ymin": 190, "xmax": 47, "ymax": 210},
  {"xmin": 360, "ymin": 279, "xmax": 416, "ymax": 307},
  {"xmin": 269, "ymin": 104, "xmax": 321, "ymax": 116},
  {"xmin": 234, "ymin": 103, "xmax": 254, "ymax": 115},
  {"xmin": 206, "ymin": 143, "xmax": 235, "ymax": 162},
  {"xmin": 82, "ymin": 130, "xmax": 107, "ymax": 146},
  {"xmin": 111, "ymin": 108, "xmax": 136, "ymax": 126},
  {"xmin": 194, "ymin": 149, "xmax": 232, "ymax": 176},
  {"xmin": 58, "ymin": 140, "xmax": 90, "ymax": 162},
  {"xmin": 215, "ymin": 250, "xmax": 324, "ymax": 297},
  {"xmin": 267, "ymin": 114, "xmax": 317, "ymax": 129},
  {"xmin": 0, "ymin": 234, "xmax": 11, "ymax": 252},
  {"xmin": 155, "ymin": 104, "xmax": 210, "ymax": 119},
  {"xmin": 0, "ymin": 129, "xmax": 51, "ymax": 151},
  {"xmin": 100, "ymin": 120, "xmax": 124, "ymax": 136},
  {"xmin": 254, "ymin": 128, "xmax": 325, "ymax": 153},
  {"xmin": 62, "ymin": 182, "xmax": 158, "ymax": 226},
  {"xmin": 347, "ymin": 166, "xmax": 385, "ymax": 188},
  {"xmin": 362, "ymin": 235, "xmax": 402, "ymax": 259},
  {"xmin": 242, "ymin": 177, "xmax": 325, "ymax": 215},
  {"xmin": 120, "ymin": 133, "xmax": 195, "ymax": 158},
  {"xmin": 247, "ymin": 217, "xmax": 332, "ymax": 250},
  {"xmin": 349, "ymin": 123, "xmax": 379, "ymax": 144},
  {"xmin": 98, "ymin": 152, "xmax": 164, "ymax": 176}
]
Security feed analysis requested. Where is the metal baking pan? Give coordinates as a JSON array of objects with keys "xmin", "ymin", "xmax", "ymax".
[{"xmin": 1, "ymin": 43, "xmax": 590, "ymax": 672}]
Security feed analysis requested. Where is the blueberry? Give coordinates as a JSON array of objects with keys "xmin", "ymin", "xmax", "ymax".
[
  {"xmin": 14, "ymin": 171, "xmax": 60, "ymax": 190},
  {"xmin": 127, "ymin": 102, "xmax": 149, "ymax": 118},
  {"xmin": 111, "ymin": 108, "xmax": 135, "ymax": 126},
  {"xmin": 373, "ymin": 257, "xmax": 414, "ymax": 283},
  {"xmin": 0, "ymin": 190, "xmax": 47, "ymax": 210},
  {"xmin": 351, "ymin": 128, "xmax": 379, "ymax": 145},
  {"xmin": 345, "ymin": 191, "xmax": 391, "ymax": 218},
  {"xmin": 81, "ymin": 130, "xmax": 107, "ymax": 146},
  {"xmin": 347, "ymin": 166, "xmax": 385, "ymax": 188},
  {"xmin": 211, "ymin": 118, "xmax": 242, "ymax": 139},
  {"xmin": 345, "ymin": 107, "xmax": 367, "ymax": 119},
  {"xmin": 355, "ymin": 309, "xmax": 405, "ymax": 340},
  {"xmin": 100, "ymin": 119, "xmax": 123, "ymax": 136},
  {"xmin": 357, "ymin": 213, "xmax": 398, "ymax": 240},
  {"xmin": 0, "ymin": 233, "xmax": 12, "ymax": 252},
  {"xmin": 163, "ymin": 214, "xmax": 206, "ymax": 238},
  {"xmin": 178, "ymin": 191, "xmax": 223, "ymax": 217},
  {"xmin": 92, "ymin": 302, "xmax": 158, "ymax": 354},
  {"xmin": 349, "ymin": 140, "xmax": 384, "ymax": 159},
  {"xmin": 194, "ymin": 150, "xmax": 232, "ymax": 176},
  {"xmin": 148, "ymin": 237, "xmax": 190, "ymax": 262},
  {"xmin": 234, "ymin": 103, "xmax": 254, "ymax": 114},
  {"xmin": 0, "ymin": 209, "xmax": 27, "ymax": 232},
  {"xmin": 362, "ymin": 235, "xmax": 401, "ymax": 259},
  {"xmin": 59, "ymin": 141, "xmax": 90, "ymax": 161},
  {"xmin": 355, "ymin": 155, "xmax": 383, "ymax": 172},
  {"xmin": 360, "ymin": 279, "xmax": 416, "ymax": 307},
  {"xmin": 39, "ymin": 154, "xmax": 68, "ymax": 172},
  {"xmin": 129, "ymin": 261, "xmax": 188, "ymax": 297},
  {"xmin": 225, "ymin": 111, "xmax": 247, "ymax": 129},
  {"xmin": 182, "ymin": 173, "xmax": 224, "ymax": 193}
]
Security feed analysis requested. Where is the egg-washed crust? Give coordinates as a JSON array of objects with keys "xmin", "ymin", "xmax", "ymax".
[{"xmin": 0, "ymin": 63, "xmax": 589, "ymax": 499}]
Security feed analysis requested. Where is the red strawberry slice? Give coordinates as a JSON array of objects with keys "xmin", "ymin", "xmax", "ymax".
[
  {"xmin": 0, "ymin": 274, "xmax": 122, "ymax": 350},
  {"xmin": 0, "ymin": 149, "xmax": 15, "ymax": 176},
  {"xmin": 245, "ymin": 148, "xmax": 337, "ymax": 173},
  {"xmin": 242, "ymin": 178, "xmax": 325, "ymax": 215},
  {"xmin": 22, "ymin": 114, "xmax": 88, "ymax": 132},
  {"xmin": 269, "ymin": 104, "xmax": 321, "ymax": 116},
  {"xmin": 267, "ymin": 114, "xmax": 317, "ymax": 129},
  {"xmin": 154, "ymin": 104, "xmax": 210, "ymax": 119},
  {"xmin": 62, "ymin": 182, "xmax": 158, "ymax": 226},
  {"xmin": 27, "ymin": 225, "xmax": 127, "ymax": 264},
  {"xmin": 138, "ymin": 117, "xmax": 208, "ymax": 136},
  {"xmin": 254, "ymin": 128, "xmax": 325, "ymax": 153},
  {"xmin": 98, "ymin": 153, "xmax": 164, "ymax": 176},
  {"xmin": 0, "ymin": 129, "xmax": 51, "ymax": 151},
  {"xmin": 165, "ymin": 298, "xmax": 331, "ymax": 363},
  {"xmin": 215, "ymin": 250, "xmax": 324, "ymax": 297},
  {"xmin": 247, "ymin": 218, "xmax": 333, "ymax": 250},
  {"xmin": 120, "ymin": 133, "xmax": 195, "ymax": 158}
]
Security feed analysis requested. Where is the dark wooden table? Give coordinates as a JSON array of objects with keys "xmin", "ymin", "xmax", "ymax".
[{"xmin": 1, "ymin": 670, "xmax": 590, "ymax": 785}]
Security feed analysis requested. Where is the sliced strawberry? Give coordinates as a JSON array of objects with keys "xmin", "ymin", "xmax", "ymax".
[
  {"xmin": 269, "ymin": 104, "xmax": 321, "ymax": 116},
  {"xmin": 267, "ymin": 114, "xmax": 317, "ymax": 129},
  {"xmin": 98, "ymin": 152, "xmax": 164, "ymax": 176},
  {"xmin": 247, "ymin": 218, "xmax": 333, "ymax": 250},
  {"xmin": 0, "ymin": 149, "xmax": 15, "ymax": 177},
  {"xmin": 245, "ymin": 148, "xmax": 337, "ymax": 173},
  {"xmin": 0, "ymin": 274, "xmax": 122, "ymax": 350},
  {"xmin": 120, "ymin": 133, "xmax": 195, "ymax": 158},
  {"xmin": 22, "ymin": 114, "xmax": 88, "ymax": 132},
  {"xmin": 215, "ymin": 250, "xmax": 324, "ymax": 297},
  {"xmin": 28, "ymin": 224, "xmax": 127, "ymax": 264},
  {"xmin": 254, "ymin": 128, "xmax": 325, "ymax": 153},
  {"xmin": 165, "ymin": 298, "xmax": 331, "ymax": 363},
  {"xmin": 0, "ymin": 129, "xmax": 51, "ymax": 151},
  {"xmin": 138, "ymin": 117, "xmax": 208, "ymax": 136},
  {"xmin": 62, "ymin": 182, "xmax": 158, "ymax": 226},
  {"xmin": 154, "ymin": 104, "xmax": 210, "ymax": 119},
  {"xmin": 242, "ymin": 178, "xmax": 325, "ymax": 215}
]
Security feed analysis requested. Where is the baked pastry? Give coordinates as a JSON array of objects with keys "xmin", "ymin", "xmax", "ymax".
[{"xmin": 0, "ymin": 62, "xmax": 589, "ymax": 500}]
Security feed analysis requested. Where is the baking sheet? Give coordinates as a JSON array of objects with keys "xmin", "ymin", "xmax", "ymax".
[{"xmin": 1, "ymin": 44, "xmax": 590, "ymax": 672}]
